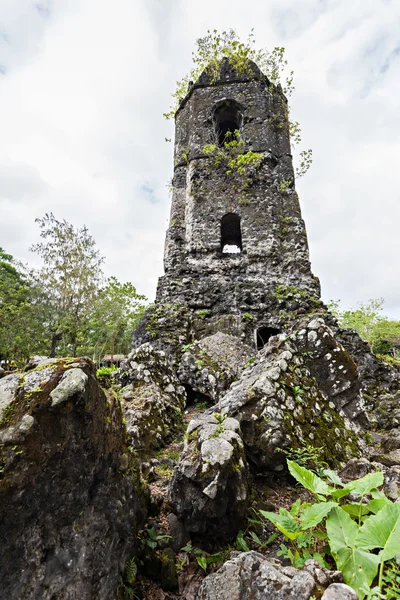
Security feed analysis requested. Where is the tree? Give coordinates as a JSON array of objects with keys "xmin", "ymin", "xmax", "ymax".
[
  {"xmin": 85, "ymin": 276, "xmax": 148, "ymax": 364},
  {"xmin": 329, "ymin": 298, "xmax": 400, "ymax": 355},
  {"xmin": 0, "ymin": 248, "xmax": 46, "ymax": 365},
  {"xmin": 30, "ymin": 214, "xmax": 104, "ymax": 357}
]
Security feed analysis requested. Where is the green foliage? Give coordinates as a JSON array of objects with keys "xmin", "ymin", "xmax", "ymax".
[
  {"xmin": 201, "ymin": 130, "xmax": 263, "ymax": 196},
  {"xmin": 329, "ymin": 298, "xmax": 400, "ymax": 353},
  {"xmin": 141, "ymin": 526, "xmax": 171, "ymax": 550},
  {"xmin": 165, "ymin": 29, "xmax": 312, "ymax": 179},
  {"xmin": 30, "ymin": 213, "xmax": 105, "ymax": 357},
  {"xmin": 261, "ymin": 459, "xmax": 399, "ymax": 598},
  {"xmin": 0, "ymin": 248, "xmax": 47, "ymax": 365},
  {"xmin": 164, "ymin": 30, "xmax": 294, "ymax": 119},
  {"xmin": 278, "ymin": 443, "xmax": 327, "ymax": 474},
  {"xmin": 87, "ymin": 276, "xmax": 147, "ymax": 363}
]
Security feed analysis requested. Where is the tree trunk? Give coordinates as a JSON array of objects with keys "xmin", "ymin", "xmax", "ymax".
[{"xmin": 50, "ymin": 332, "xmax": 62, "ymax": 358}]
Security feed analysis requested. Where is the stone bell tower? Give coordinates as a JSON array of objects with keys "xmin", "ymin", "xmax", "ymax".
[{"xmin": 156, "ymin": 58, "xmax": 321, "ymax": 348}]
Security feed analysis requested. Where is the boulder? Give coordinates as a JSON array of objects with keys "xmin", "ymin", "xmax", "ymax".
[
  {"xmin": 337, "ymin": 327, "xmax": 400, "ymax": 400},
  {"xmin": 0, "ymin": 358, "xmax": 145, "ymax": 600},
  {"xmin": 118, "ymin": 343, "xmax": 186, "ymax": 455},
  {"xmin": 168, "ymin": 413, "xmax": 250, "ymax": 542},
  {"xmin": 210, "ymin": 329, "xmax": 362, "ymax": 471},
  {"xmin": 296, "ymin": 318, "xmax": 367, "ymax": 426},
  {"xmin": 178, "ymin": 332, "xmax": 254, "ymax": 403},
  {"xmin": 322, "ymin": 583, "xmax": 358, "ymax": 600},
  {"xmin": 375, "ymin": 390, "xmax": 400, "ymax": 430},
  {"xmin": 196, "ymin": 551, "xmax": 315, "ymax": 600}
]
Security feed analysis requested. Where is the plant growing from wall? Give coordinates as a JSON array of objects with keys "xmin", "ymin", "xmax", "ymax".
[
  {"xmin": 164, "ymin": 29, "xmax": 312, "ymax": 179},
  {"xmin": 201, "ymin": 130, "xmax": 263, "ymax": 196}
]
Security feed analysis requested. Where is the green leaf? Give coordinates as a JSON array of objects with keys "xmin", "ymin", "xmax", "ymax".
[
  {"xmin": 287, "ymin": 460, "xmax": 332, "ymax": 496},
  {"xmin": 323, "ymin": 468, "xmax": 344, "ymax": 486},
  {"xmin": 289, "ymin": 497, "xmax": 302, "ymax": 516},
  {"xmin": 260, "ymin": 509, "xmax": 301, "ymax": 541},
  {"xmin": 366, "ymin": 498, "xmax": 391, "ymax": 514},
  {"xmin": 356, "ymin": 503, "xmax": 400, "ymax": 562},
  {"xmin": 299, "ymin": 501, "xmax": 338, "ymax": 529},
  {"xmin": 197, "ymin": 555, "xmax": 208, "ymax": 572},
  {"xmin": 326, "ymin": 507, "xmax": 379, "ymax": 597},
  {"xmin": 346, "ymin": 472, "xmax": 384, "ymax": 497},
  {"xmin": 236, "ymin": 530, "xmax": 250, "ymax": 552},
  {"xmin": 341, "ymin": 503, "xmax": 371, "ymax": 518},
  {"xmin": 248, "ymin": 530, "xmax": 262, "ymax": 545}
]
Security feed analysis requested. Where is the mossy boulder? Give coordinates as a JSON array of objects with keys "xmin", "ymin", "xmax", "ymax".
[
  {"xmin": 168, "ymin": 413, "xmax": 250, "ymax": 543},
  {"xmin": 0, "ymin": 357, "xmax": 146, "ymax": 600},
  {"xmin": 178, "ymin": 332, "xmax": 254, "ymax": 403},
  {"xmin": 211, "ymin": 327, "xmax": 363, "ymax": 472},
  {"xmin": 118, "ymin": 343, "xmax": 186, "ymax": 456}
]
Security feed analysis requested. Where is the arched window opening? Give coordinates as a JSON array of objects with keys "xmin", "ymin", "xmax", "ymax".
[
  {"xmin": 214, "ymin": 101, "xmax": 242, "ymax": 147},
  {"xmin": 256, "ymin": 326, "xmax": 281, "ymax": 350},
  {"xmin": 221, "ymin": 213, "xmax": 242, "ymax": 254}
]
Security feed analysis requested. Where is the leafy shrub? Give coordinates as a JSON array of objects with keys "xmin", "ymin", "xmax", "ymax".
[{"xmin": 260, "ymin": 460, "xmax": 400, "ymax": 599}]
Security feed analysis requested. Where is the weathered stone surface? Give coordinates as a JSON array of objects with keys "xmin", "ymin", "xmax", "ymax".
[
  {"xmin": 340, "ymin": 458, "xmax": 400, "ymax": 501},
  {"xmin": 178, "ymin": 332, "xmax": 254, "ymax": 403},
  {"xmin": 296, "ymin": 317, "xmax": 367, "ymax": 426},
  {"xmin": 210, "ymin": 328, "xmax": 362, "ymax": 471},
  {"xmin": 118, "ymin": 343, "xmax": 186, "ymax": 454},
  {"xmin": 375, "ymin": 390, "xmax": 400, "ymax": 430},
  {"xmin": 0, "ymin": 358, "xmax": 145, "ymax": 600},
  {"xmin": 195, "ymin": 551, "xmax": 315, "ymax": 600},
  {"xmin": 321, "ymin": 583, "xmax": 358, "ymax": 600},
  {"xmin": 371, "ymin": 449, "xmax": 400, "ymax": 467},
  {"xmin": 131, "ymin": 303, "xmax": 192, "ymax": 361},
  {"xmin": 150, "ymin": 58, "xmax": 321, "ymax": 349},
  {"xmin": 168, "ymin": 413, "xmax": 250, "ymax": 542},
  {"xmin": 337, "ymin": 328, "xmax": 400, "ymax": 400}
]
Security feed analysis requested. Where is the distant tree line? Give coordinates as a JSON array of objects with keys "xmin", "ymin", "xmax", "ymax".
[
  {"xmin": 329, "ymin": 298, "xmax": 400, "ymax": 361},
  {"xmin": 0, "ymin": 213, "xmax": 147, "ymax": 367}
]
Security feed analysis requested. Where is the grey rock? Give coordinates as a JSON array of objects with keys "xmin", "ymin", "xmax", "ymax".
[
  {"xmin": 0, "ymin": 358, "xmax": 146, "ymax": 600},
  {"xmin": 322, "ymin": 583, "xmax": 358, "ymax": 600},
  {"xmin": 196, "ymin": 551, "xmax": 315, "ymax": 599},
  {"xmin": 118, "ymin": 343, "xmax": 186, "ymax": 455},
  {"xmin": 178, "ymin": 333, "xmax": 254, "ymax": 403},
  {"xmin": 209, "ymin": 325, "xmax": 362, "ymax": 472},
  {"xmin": 372, "ymin": 449, "xmax": 400, "ymax": 467},
  {"xmin": 50, "ymin": 368, "xmax": 88, "ymax": 406},
  {"xmin": 168, "ymin": 414, "xmax": 249, "ymax": 541},
  {"xmin": 167, "ymin": 513, "xmax": 190, "ymax": 552},
  {"xmin": 0, "ymin": 373, "xmax": 20, "ymax": 421}
]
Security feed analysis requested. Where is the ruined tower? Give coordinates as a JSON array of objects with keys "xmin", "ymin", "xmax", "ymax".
[{"xmin": 155, "ymin": 58, "xmax": 321, "ymax": 349}]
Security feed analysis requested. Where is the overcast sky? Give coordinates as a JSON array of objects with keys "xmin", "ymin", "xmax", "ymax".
[{"xmin": 0, "ymin": 0, "xmax": 399, "ymax": 316}]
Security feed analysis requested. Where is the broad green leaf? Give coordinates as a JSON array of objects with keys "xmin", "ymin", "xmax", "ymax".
[
  {"xmin": 356, "ymin": 502, "xmax": 400, "ymax": 561},
  {"xmin": 326, "ymin": 507, "xmax": 358, "ymax": 552},
  {"xmin": 330, "ymin": 486, "xmax": 352, "ymax": 500},
  {"xmin": 299, "ymin": 501, "xmax": 338, "ymax": 529},
  {"xmin": 260, "ymin": 510, "xmax": 301, "ymax": 540},
  {"xmin": 327, "ymin": 507, "xmax": 379, "ymax": 597},
  {"xmin": 287, "ymin": 460, "xmax": 332, "ymax": 496},
  {"xmin": 334, "ymin": 546, "xmax": 379, "ymax": 598},
  {"xmin": 366, "ymin": 497, "xmax": 391, "ymax": 514},
  {"xmin": 346, "ymin": 472, "xmax": 384, "ymax": 497},
  {"xmin": 341, "ymin": 503, "xmax": 371, "ymax": 518},
  {"xmin": 323, "ymin": 468, "xmax": 344, "ymax": 486}
]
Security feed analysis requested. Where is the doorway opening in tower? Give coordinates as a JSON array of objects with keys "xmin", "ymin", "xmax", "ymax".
[
  {"xmin": 214, "ymin": 100, "xmax": 242, "ymax": 146},
  {"xmin": 256, "ymin": 326, "xmax": 281, "ymax": 350},
  {"xmin": 221, "ymin": 213, "xmax": 242, "ymax": 254}
]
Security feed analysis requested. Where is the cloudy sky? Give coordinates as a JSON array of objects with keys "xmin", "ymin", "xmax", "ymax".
[{"xmin": 0, "ymin": 0, "xmax": 399, "ymax": 316}]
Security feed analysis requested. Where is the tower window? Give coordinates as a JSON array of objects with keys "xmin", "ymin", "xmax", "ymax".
[
  {"xmin": 214, "ymin": 101, "xmax": 242, "ymax": 147},
  {"xmin": 221, "ymin": 213, "xmax": 242, "ymax": 254},
  {"xmin": 256, "ymin": 326, "xmax": 281, "ymax": 350}
]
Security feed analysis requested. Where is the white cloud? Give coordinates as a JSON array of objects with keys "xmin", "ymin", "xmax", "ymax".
[{"xmin": 0, "ymin": 0, "xmax": 399, "ymax": 318}]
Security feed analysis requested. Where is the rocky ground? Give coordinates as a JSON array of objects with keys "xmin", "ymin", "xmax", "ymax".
[{"xmin": 1, "ymin": 317, "xmax": 400, "ymax": 599}]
